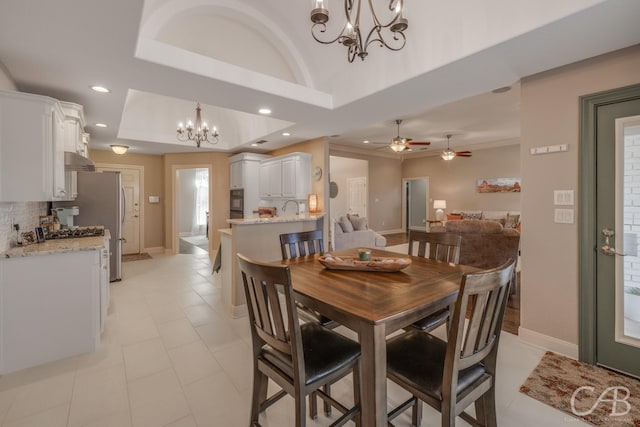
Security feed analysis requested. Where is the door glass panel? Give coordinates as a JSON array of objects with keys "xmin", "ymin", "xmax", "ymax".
[{"xmin": 618, "ymin": 116, "xmax": 640, "ymax": 346}]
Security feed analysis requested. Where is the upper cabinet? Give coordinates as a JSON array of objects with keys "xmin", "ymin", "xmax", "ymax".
[
  {"xmin": 229, "ymin": 153, "xmax": 270, "ymax": 190},
  {"xmin": 0, "ymin": 90, "xmax": 68, "ymax": 202},
  {"xmin": 259, "ymin": 152, "xmax": 311, "ymax": 199},
  {"xmin": 60, "ymin": 102, "xmax": 86, "ymax": 157}
]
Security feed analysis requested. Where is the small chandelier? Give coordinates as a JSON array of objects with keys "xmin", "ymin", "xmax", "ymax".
[
  {"xmin": 177, "ymin": 103, "xmax": 219, "ymax": 148},
  {"xmin": 310, "ymin": 0, "xmax": 408, "ymax": 62}
]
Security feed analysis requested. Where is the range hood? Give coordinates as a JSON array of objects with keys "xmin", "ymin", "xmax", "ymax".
[{"xmin": 64, "ymin": 151, "xmax": 95, "ymax": 171}]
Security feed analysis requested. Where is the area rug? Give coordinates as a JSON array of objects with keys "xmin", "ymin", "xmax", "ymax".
[
  {"xmin": 122, "ymin": 252, "xmax": 152, "ymax": 262},
  {"xmin": 520, "ymin": 351, "xmax": 640, "ymax": 426}
]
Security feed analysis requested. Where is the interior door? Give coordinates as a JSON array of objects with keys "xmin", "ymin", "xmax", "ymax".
[
  {"xmin": 595, "ymin": 96, "xmax": 640, "ymax": 377},
  {"xmin": 347, "ymin": 177, "xmax": 367, "ymax": 217},
  {"xmin": 98, "ymin": 166, "xmax": 140, "ymax": 255}
]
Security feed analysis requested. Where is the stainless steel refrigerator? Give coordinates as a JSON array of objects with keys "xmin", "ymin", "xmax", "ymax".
[{"xmin": 53, "ymin": 171, "xmax": 123, "ymax": 281}]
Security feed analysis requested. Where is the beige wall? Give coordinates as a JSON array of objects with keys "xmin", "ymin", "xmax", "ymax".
[
  {"xmin": 269, "ymin": 137, "xmax": 329, "ymax": 213},
  {"xmin": 163, "ymin": 152, "xmax": 230, "ymax": 253},
  {"xmin": 520, "ymin": 44, "xmax": 640, "ymax": 348},
  {"xmin": 329, "ymin": 149, "xmax": 403, "ymax": 233},
  {"xmin": 89, "ymin": 150, "xmax": 165, "ymax": 250},
  {"xmin": 402, "ymin": 144, "xmax": 521, "ymax": 218}
]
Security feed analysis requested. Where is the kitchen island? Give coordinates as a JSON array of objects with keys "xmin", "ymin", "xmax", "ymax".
[
  {"xmin": 0, "ymin": 233, "xmax": 110, "ymax": 374},
  {"xmin": 219, "ymin": 214, "xmax": 325, "ymax": 318}
]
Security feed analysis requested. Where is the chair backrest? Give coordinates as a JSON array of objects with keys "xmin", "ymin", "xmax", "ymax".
[
  {"xmin": 237, "ymin": 253, "xmax": 303, "ymax": 366},
  {"xmin": 445, "ymin": 259, "xmax": 515, "ymax": 379},
  {"xmin": 408, "ymin": 231, "xmax": 462, "ymax": 264},
  {"xmin": 280, "ymin": 229, "xmax": 324, "ymax": 260}
]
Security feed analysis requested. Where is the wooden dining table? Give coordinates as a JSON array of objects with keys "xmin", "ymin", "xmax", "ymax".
[{"xmin": 281, "ymin": 248, "xmax": 478, "ymax": 427}]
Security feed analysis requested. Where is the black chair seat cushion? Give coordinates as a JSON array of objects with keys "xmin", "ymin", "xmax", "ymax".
[
  {"xmin": 409, "ymin": 308, "xmax": 449, "ymax": 331},
  {"xmin": 387, "ymin": 330, "xmax": 487, "ymax": 401},
  {"xmin": 262, "ymin": 322, "xmax": 360, "ymax": 385}
]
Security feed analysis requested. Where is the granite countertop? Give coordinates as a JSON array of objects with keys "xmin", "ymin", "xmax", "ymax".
[
  {"xmin": 2, "ymin": 230, "xmax": 110, "ymax": 258},
  {"xmin": 227, "ymin": 213, "xmax": 325, "ymax": 225}
]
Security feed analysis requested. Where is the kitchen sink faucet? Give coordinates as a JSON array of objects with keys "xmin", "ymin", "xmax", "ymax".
[{"xmin": 282, "ymin": 200, "xmax": 300, "ymax": 215}]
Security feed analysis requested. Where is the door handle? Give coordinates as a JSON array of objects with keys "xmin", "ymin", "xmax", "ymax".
[{"xmin": 601, "ymin": 228, "xmax": 626, "ymax": 256}]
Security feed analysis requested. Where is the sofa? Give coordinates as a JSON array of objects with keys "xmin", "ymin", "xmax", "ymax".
[
  {"xmin": 447, "ymin": 210, "xmax": 521, "ymax": 231},
  {"xmin": 332, "ymin": 215, "xmax": 387, "ymax": 250},
  {"xmin": 431, "ymin": 219, "xmax": 520, "ymax": 271}
]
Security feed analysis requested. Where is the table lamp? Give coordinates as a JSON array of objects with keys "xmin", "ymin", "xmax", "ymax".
[{"xmin": 434, "ymin": 200, "xmax": 446, "ymax": 220}]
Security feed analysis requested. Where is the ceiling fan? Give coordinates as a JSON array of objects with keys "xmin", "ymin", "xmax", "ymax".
[
  {"xmin": 441, "ymin": 134, "xmax": 472, "ymax": 160},
  {"xmin": 374, "ymin": 120, "xmax": 431, "ymax": 152}
]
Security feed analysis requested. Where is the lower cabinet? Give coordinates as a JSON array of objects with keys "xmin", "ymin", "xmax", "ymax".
[{"xmin": 0, "ymin": 249, "xmax": 103, "ymax": 374}]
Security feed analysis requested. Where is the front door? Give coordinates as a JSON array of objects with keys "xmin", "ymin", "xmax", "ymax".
[
  {"xmin": 583, "ymin": 84, "xmax": 640, "ymax": 377},
  {"xmin": 347, "ymin": 177, "xmax": 367, "ymax": 217}
]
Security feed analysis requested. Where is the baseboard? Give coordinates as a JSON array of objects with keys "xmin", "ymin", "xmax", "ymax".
[
  {"xmin": 378, "ymin": 228, "xmax": 404, "ymax": 235},
  {"xmin": 144, "ymin": 246, "xmax": 165, "ymax": 254},
  {"xmin": 518, "ymin": 327, "xmax": 579, "ymax": 359},
  {"xmin": 226, "ymin": 303, "xmax": 248, "ymax": 319}
]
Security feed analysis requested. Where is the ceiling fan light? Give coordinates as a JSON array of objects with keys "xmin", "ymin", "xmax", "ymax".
[
  {"xmin": 390, "ymin": 143, "xmax": 406, "ymax": 153},
  {"xmin": 441, "ymin": 148, "xmax": 456, "ymax": 161},
  {"xmin": 110, "ymin": 145, "xmax": 129, "ymax": 155}
]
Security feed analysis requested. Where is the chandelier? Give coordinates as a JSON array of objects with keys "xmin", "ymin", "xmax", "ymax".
[
  {"xmin": 310, "ymin": 0, "xmax": 408, "ymax": 62},
  {"xmin": 177, "ymin": 103, "xmax": 219, "ymax": 148}
]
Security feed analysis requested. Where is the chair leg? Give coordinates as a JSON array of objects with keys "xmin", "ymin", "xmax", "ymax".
[
  {"xmin": 323, "ymin": 384, "xmax": 332, "ymax": 416},
  {"xmin": 251, "ymin": 369, "xmax": 268, "ymax": 425},
  {"xmin": 482, "ymin": 388, "xmax": 498, "ymax": 427},
  {"xmin": 411, "ymin": 397, "xmax": 422, "ymax": 427},
  {"xmin": 441, "ymin": 401, "xmax": 456, "ymax": 427},
  {"xmin": 309, "ymin": 392, "xmax": 318, "ymax": 420},
  {"xmin": 295, "ymin": 393, "xmax": 307, "ymax": 427}
]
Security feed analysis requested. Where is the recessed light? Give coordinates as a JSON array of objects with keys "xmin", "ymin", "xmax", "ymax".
[
  {"xmin": 95, "ymin": 123, "xmax": 107, "ymax": 128},
  {"xmin": 258, "ymin": 108, "xmax": 271, "ymax": 115},
  {"xmin": 492, "ymin": 86, "xmax": 511, "ymax": 94},
  {"xmin": 282, "ymin": 132, "xmax": 291, "ymax": 136},
  {"xmin": 90, "ymin": 85, "xmax": 110, "ymax": 93},
  {"xmin": 363, "ymin": 140, "xmax": 369, "ymax": 144}
]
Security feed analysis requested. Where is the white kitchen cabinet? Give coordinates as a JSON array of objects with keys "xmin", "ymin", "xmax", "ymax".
[
  {"xmin": 259, "ymin": 152, "xmax": 311, "ymax": 199},
  {"xmin": 229, "ymin": 153, "xmax": 270, "ymax": 217},
  {"xmin": 0, "ymin": 90, "xmax": 67, "ymax": 201},
  {"xmin": 0, "ymin": 249, "xmax": 102, "ymax": 374},
  {"xmin": 60, "ymin": 101, "xmax": 86, "ymax": 156}
]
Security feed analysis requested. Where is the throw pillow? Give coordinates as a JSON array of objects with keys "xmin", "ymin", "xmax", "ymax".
[
  {"xmin": 461, "ymin": 210, "xmax": 483, "ymax": 220},
  {"xmin": 504, "ymin": 213, "xmax": 520, "ymax": 229},
  {"xmin": 350, "ymin": 216, "xmax": 368, "ymax": 231},
  {"xmin": 338, "ymin": 216, "xmax": 354, "ymax": 233},
  {"xmin": 446, "ymin": 214, "xmax": 462, "ymax": 221}
]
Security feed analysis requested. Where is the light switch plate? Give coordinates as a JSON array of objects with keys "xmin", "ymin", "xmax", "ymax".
[
  {"xmin": 554, "ymin": 190, "xmax": 574, "ymax": 206},
  {"xmin": 554, "ymin": 208, "xmax": 574, "ymax": 224},
  {"xmin": 148, "ymin": 195, "xmax": 160, "ymax": 203}
]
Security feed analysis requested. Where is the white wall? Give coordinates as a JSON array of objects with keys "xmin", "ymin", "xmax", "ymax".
[
  {"xmin": 0, "ymin": 63, "xmax": 48, "ymax": 252},
  {"xmin": 329, "ymin": 156, "xmax": 368, "ymax": 219},
  {"xmin": 520, "ymin": 44, "xmax": 640, "ymax": 352},
  {"xmin": 329, "ymin": 150, "xmax": 403, "ymax": 233}
]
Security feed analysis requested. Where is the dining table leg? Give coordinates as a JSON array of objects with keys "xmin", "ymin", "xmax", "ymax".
[{"xmin": 359, "ymin": 323, "xmax": 387, "ymax": 427}]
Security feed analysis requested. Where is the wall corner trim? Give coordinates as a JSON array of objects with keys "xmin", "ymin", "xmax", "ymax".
[{"xmin": 518, "ymin": 327, "xmax": 579, "ymax": 359}]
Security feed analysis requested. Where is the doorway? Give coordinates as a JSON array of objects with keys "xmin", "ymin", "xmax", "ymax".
[
  {"xmin": 176, "ymin": 167, "xmax": 210, "ymax": 255},
  {"xmin": 402, "ymin": 177, "xmax": 429, "ymax": 232},
  {"xmin": 580, "ymin": 83, "xmax": 640, "ymax": 377}
]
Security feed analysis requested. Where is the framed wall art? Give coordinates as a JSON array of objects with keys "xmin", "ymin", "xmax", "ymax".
[{"xmin": 477, "ymin": 177, "xmax": 521, "ymax": 193}]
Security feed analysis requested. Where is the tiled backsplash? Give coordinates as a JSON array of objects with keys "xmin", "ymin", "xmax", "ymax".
[{"xmin": 0, "ymin": 202, "xmax": 48, "ymax": 252}]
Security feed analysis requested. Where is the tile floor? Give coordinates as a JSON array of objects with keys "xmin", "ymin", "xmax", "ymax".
[{"xmin": 0, "ymin": 253, "xmax": 590, "ymax": 427}]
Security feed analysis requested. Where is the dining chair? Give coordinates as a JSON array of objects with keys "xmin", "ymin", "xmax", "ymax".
[
  {"xmin": 237, "ymin": 253, "xmax": 361, "ymax": 427},
  {"xmin": 407, "ymin": 231, "xmax": 462, "ymax": 332},
  {"xmin": 280, "ymin": 229, "xmax": 324, "ymax": 259},
  {"xmin": 386, "ymin": 259, "xmax": 515, "ymax": 427},
  {"xmin": 279, "ymin": 230, "xmax": 337, "ymax": 328}
]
